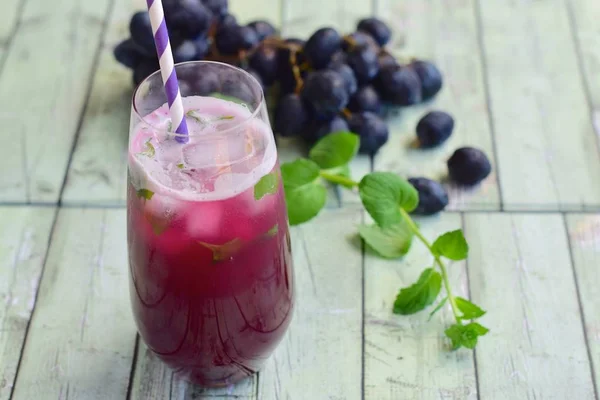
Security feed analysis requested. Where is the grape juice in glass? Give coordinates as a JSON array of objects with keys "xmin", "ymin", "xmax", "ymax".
[{"xmin": 127, "ymin": 61, "xmax": 294, "ymax": 387}]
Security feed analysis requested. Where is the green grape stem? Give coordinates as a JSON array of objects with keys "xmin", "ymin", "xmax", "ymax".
[{"xmin": 319, "ymin": 172, "xmax": 463, "ymax": 325}]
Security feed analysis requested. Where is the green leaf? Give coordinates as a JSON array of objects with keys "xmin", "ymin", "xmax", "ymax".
[
  {"xmin": 359, "ymin": 172, "xmax": 419, "ymax": 228},
  {"xmin": 176, "ymin": 163, "xmax": 184, "ymax": 169},
  {"xmin": 139, "ymin": 139, "xmax": 155, "ymax": 158},
  {"xmin": 254, "ymin": 171, "xmax": 279, "ymax": 200},
  {"xmin": 428, "ymin": 296, "xmax": 448, "ymax": 321},
  {"xmin": 432, "ymin": 230, "xmax": 469, "ymax": 260},
  {"xmin": 198, "ymin": 238, "xmax": 243, "ymax": 262},
  {"xmin": 445, "ymin": 322, "xmax": 489, "ymax": 350},
  {"xmin": 218, "ymin": 115, "xmax": 235, "ymax": 120},
  {"xmin": 393, "ymin": 268, "xmax": 442, "ymax": 315},
  {"xmin": 265, "ymin": 224, "xmax": 279, "ymax": 237},
  {"xmin": 455, "ymin": 297, "xmax": 486, "ymax": 320},
  {"xmin": 358, "ymin": 221, "xmax": 413, "ymax": 259},
  {"xmin": 145, "ymin": 213, "xmax": 171, "ymax": 236},
  {"xmin": 309, "ymin": 132, "xmax": 360, "ymax": 169},
  {"xmin": 209, "ymin": 92, "xmax": 248, "ymax": 106},
  {"xmin": 136, "ymin": 188, "xmax": 155, "ymax": 200},
  {"xmin": 281, "ymin": 159, "xmax": 327, "ymax": 225}
]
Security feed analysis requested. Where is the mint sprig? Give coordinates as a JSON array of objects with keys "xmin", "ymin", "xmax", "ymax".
[{"xmin": 279, "ymin": 132, "xmax": 489, "ymax": 350}]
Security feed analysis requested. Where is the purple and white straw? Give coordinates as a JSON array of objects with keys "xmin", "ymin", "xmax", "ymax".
[{"xmin": 146, "ymin": 0, "xmax": 189, "ymax": 143}]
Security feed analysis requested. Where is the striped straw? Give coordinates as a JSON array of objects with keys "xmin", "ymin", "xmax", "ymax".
[{"xmin": 146, "ymin": 0, "xmax": 189, "ymax": 143}]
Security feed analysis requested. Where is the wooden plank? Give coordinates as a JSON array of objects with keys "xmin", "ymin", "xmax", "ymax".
[
  {"xmin": 10, "ymin": 208, "xmax": 137, "ymax": 399},
  {"xmin": 229, "ymin": 0, "xmax": 281, "ymax": 25},
  {"xmin": 363, "ymin": 213, "xmax": 477, "ymax": 399},
  {"xmin": 566, "ymin": 213, "xmax": 600, "ymax": 395},
  {"xmin": 478, "ymin": 0, "xmax": 600, "ymax": 210},
  {"xmin": 0, "ymin": 0, "xmax": 112, "ymax": 203},
  {"xmin": 258, "ymin": 207, "xmax": 363, "ymax": 399},
  {"xmin": 372, "ymin": 0, "xmax": 500, "ymax": 211},
  {"xmin": 0, "ymin": 206, "xmax": 55, "ymax": 400},
  {"xmin": 465, "ymin": 213, "xmax": 596, "ymax": 399}
]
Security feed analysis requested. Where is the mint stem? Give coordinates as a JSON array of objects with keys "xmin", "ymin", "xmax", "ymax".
[
  {"xmin": 399, "ymin": 208, "xmax": 462, "ymax": 325},
  {"xmin": 319, "ymin": 171, "xmax": 359, "ymax": 188}
]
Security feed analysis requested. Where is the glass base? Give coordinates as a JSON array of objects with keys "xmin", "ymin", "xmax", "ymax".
[{"xmin": 171, "ymin": 364, "xmax": 258, "ymax": 388}]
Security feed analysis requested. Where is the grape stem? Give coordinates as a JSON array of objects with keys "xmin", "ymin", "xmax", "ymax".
[{"xmin": 319, "ymin": 172, "xmax": 463, "ymax": 325}]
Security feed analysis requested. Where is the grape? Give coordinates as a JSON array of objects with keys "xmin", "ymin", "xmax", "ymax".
[
  {"xmin": 410, "ymin": 60, "xmax": 443, "ymax": 100},
  {"xmin": 303, "ymin": 27, "xmax": 342, "ymax": 69},
  {"xmin": 309, "ymin": 116, "xmax": 349, "ymax": 143},
  {"xmin": 114, "ymin": 39, "xmax": 147, "ymax": 69},
  {"xmin": 245, "ymin": 68, "xmax": 264, "ymax": 88},
  {"xmin": 202, "ymin": 0, "xmax": 228, "ymax": 17},
  {"xmin": 129, "ymin": 12, "xmax": 155, "ymax": 55},
  {"xmin": 173, "ymin": 40, "xmax": 198, "ymax": 63},
  {"xmin": 348, "ymin": 112, "xmax": 389, "ymax": 155},
  {"xmin": 193, "ymin": 35, "xmax": 210, "ymax": 59},
  {"xmin": 408, "ymin": 178, "xmax": 449, "ymax": 215},
  {"xmin": 328, "ymin": 63, "xmax": 357, "ymax": 97},
  {"xmin": 165, "ymin": 0, "xmax": 213, "ymax": 38},
  {"xmin": 219, "ymin": 13, "xmax": 238, "ymax": 28},
  {"xmin": 301, "ymin": 70, "xmax": 349, "ymax": 116},
  {"xmin": 342, "ymin": 31, "xmax": 379, "ymax": 53},
  {"xmin": 378, "ymin": 51, "xmax": 397, "ymax": 69},
  {"xmin": 190, "ymin": 69, "xmax": 221, "ymax": 94},
  {"xmin": 249, "ymin": 45, "xmax": 278, "ymax": 86},
  {"xmin": 327, "ymin": 51, "xmax": 348, "ymax": 68},
  {"xmin": 416, "ymin": 111, "xmax": 454, "ymax": 148},
  {"xmin": 215, "ymin": 25, "xmax": 259, "ymax": 55},
  {"xmin": 247, "ymin": 20, "xmax": 276, "ymax": 41},
  {"xmin": 447, "ymin": 147, "xmax": 492, "ymax": 186},
  {"xmin": 275, "ymin": 94, "xmax": 310, "ymax": 137},
  {"xmin": 375, "ymin": 64, "xmax": 422, "ymax": 105},
  {"xmin": 277, "ymin": 44, "xmax": 306, "ymax": 94},
  {"xmin": 133, "ymin": 59, "xmax": 159, "ymax": 86},
  {"xmin": 347, "ymin": 46, "xmax": 379, "ymax": 84},
  {"xmin": 357, "ymin": 18, "xmax": 392, "ymax": 46},
  {"xmin": 348, "ymin": 86, "xmax": 382, "ymax": 115}
]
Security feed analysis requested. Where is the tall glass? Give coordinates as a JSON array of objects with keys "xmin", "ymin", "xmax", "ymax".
[{"xmin": 127, "ymin": 61, "xmax": 294, "ymax": 387}]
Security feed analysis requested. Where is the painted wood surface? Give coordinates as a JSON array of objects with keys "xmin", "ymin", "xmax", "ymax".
[
  {"xmin": 0, "ymin": 0, "xmax": 23, "ymax": 63},
  {"xmin": 372, "ymin": 0, "xmax": 501, "ymax": 211},
  {"xmin": 567, "ymin": 214, "xmax": 600, "ymax": 395},
  {"xmin": 465, "ymin": 213, "xmax": 596, "ymax": 399},
  {"xmin": 10, "ymin": 208, "xmax": 137, "ymax": 399},
  {"xmin": 0, "ymin": 206, "xmax": 55, "ymax": 400}
]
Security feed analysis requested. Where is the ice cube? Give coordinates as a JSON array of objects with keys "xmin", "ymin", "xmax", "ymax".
[{"xmin": 185, "ymin": 201, "xmax": 224, "ymax": 240}]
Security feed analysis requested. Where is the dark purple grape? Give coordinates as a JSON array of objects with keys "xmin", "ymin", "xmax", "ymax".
[
  {"xmin": 410, "ymin": 60, "xmax": 443, "ymax": 100},
  {"xmin": 301, "ymin": 70, "xmax": 349, "ymax": 116},
  {"xmin": 416, "ymin": 111, "xmax": 454, "ymax": 148},
  {"xmin": 327, "ymin": 51, "xmax": 348, "ymax": 68},
  {"xmin": 277, "ymin": 46, "xmax": 306, "ymax": 94},
  {"xmin": 342, "ymin": 31, "xmax": 379, "ymax": 53},
  {"xmin": 247, "ymin": 20, "xmax": 276, "ymax": 41},
  {"xmin": 348, "ymin": 111, "xmax": 389, "ymax": 155},
  {"xmin": 375, "ymin": 64, "xmax": 422, "ymax": 105},
  {"xmin": 129, "ymin": 12, "xmax": 155, "ymax": 54},
  {"xmin": 408, "ymin": 178, "xmax": 449, "ymax": 215},
  {"xmin": 328, "ymin": 63, "xmax": 357, "ymax": 96},
  {"xmin": 219, "ymin": 13, "xmax": 238, "ymax": 28},
  {"xmin": 193, "ymin": 35, "xmax": 210, "ymax": 59},
  {"xmin": 303, "ymin": 27, "xmax": 342, "ymax": 69},
  {"xmin": 114, "ymin": 39, "xmax": 148, "ymax": 69},
  {"xmin": 202, "ymin": 0, "xmax": 228, "ymax": 17},
  {"xmin": 378, "ymin": 52, "xmax": 398, "ymax": 69},
  {"xmin": 215, "ymin": 25, "xmax": 259, "ymax": 55},
  {"xmin": 447, "ymin": 147, "xmax": 492, "ymax": 186},
  {"xmin": 357, "ymin": 18, "xmax": 392, "ymax": 46},
  {"xmin": 275, "ymin": 93, "xmax": 310, "ymax": 137},
  {"xmin": 245, "ymin": 68, "xmax": 264, "ymax": 88},
  {"xmin": 348, "ymin": 85, "xmax": 382, "ymax": 115},
  {"xmin": 173, "ymin": 40, "xmax": 198, "ymax": 63},
  {"xmin": 347, "ymin": 46, "xmax": 379, "ymax": 84},
  {"xmin": 165, "ymin": 0, "xmax": 213, "ymax": 38},
  {"xmin": 133, "ymin": 59, "xmax": 159, "ymax": 86},
  {"xmin": 249, "ymin": 45, "xmax": 278, "ymax": 86},
  {"xmin": 309, "ymin": 116, "xmax": 349, "ymax": 143}
]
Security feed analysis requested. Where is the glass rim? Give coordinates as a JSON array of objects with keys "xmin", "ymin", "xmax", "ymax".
[{"xmin": 131, "ymin": 60, "xmax": 266, "ymax": 138}]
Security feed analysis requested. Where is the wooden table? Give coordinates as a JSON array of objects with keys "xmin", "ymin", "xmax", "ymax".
[{"xmin": 1, "ymin": 0, "xmax": 599, "ymax": 398}]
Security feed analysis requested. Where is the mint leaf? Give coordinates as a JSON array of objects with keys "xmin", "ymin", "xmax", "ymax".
[
  {"xmin": 254, "ymin": 171, "xmax": 278, "ymax": 200},
  {"xmin": 455, "ymin": 297, "xmax": 486, "ymax": 320},
  {"xmin": 281, "ymin": 159, "xmax": 327, "ymax": 225},
  {"xmin": 432, "ymin": 230, "xmax": 469, "ymax": 260},
  {"xmin": 428, "ymin": 296, "xmax": 448, "ymax": 321},
  {"xmin": 198, "ymin": 238, "xmax": 243, "ymax": 262},
  {"xmin": 309, "ymin": 132, "xmax": 359, "ymax": 169},
  {"xmin": 359, "ymin": 172, "xmax": 419, "ymax": 228},
  {"xmin": 265, "ymin": 224, "xmax": 279, "ymax": 237},
  {"xmin": 218, "ymin": 115, "xmax": 234, "ymax": 120},
  {"xmin": 139, "ymin": 139, "xmax": 155, "ymax": 158},
  {"xmin": 176, "ymin": 163, "xmax": 184, "ymax": 169},
  {"xmin": 136, "ymin": 188, "xmax": 154, "ymax": 200},
  {"xmin": 445, "ymin": 322, "xmax": 489, "ymax": 350},
  {"xmin": 393, "ymin": 268, "xmax": 442, "ymax": 315},
  {"xmin": 209, "ymin": 92, "xmax": 248, "ymax": 106},
  {"xmin": 145, "ymin": 213, "xmax": 170, "ymax": 236},
  {"xmin": 358, "ymin": 221, "xmax": 413, "ymax": 259}
]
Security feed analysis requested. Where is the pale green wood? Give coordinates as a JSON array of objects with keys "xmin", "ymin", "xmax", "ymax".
[
  {"xmin": 370, "ymin": 0, "xmax": 500, "ymax": 211},
  {"xmin": 11, "ymin": 208, "xmax": 137, "ymax": 399},
  {"xmin": 364, "ymin": 213, "xmax": 477, "ymax": 399},
  {"xmin": 0, "ymin": 206, "xmax": 55, "ymax": 400},
  {"xmin": 566, "ymin": 214, "xmax": 600, "ymax": 393},
  {"xmin": 0, "ymin": 0, "xmax": 22, "ymax": 62},
  {"xmin": 478, "ymin": 0, "xmax": 600, "ymax": 210},
  {"xmin": 465, "ymin": 213, "xmax": 596, "ymax": 399},
  {"xmin": 0, "ymin": 0, "xmax": 113, "ymax": 203},
  {"xmin": 229, "ymin": 0, "xmax": 281, "ymax": 25},
  {"xmin": 130, "ymin": 340, "xmax": 256, "ymax": 399},
  {"xmin": 258, "ymin": 208, "xmax": 362, "ymax": 398}
]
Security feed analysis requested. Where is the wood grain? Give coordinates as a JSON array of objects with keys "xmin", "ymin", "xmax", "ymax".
[
  {"xmin": 477, "ymin": 0, "xmax": 600, "ymax": 210},
  {"xmin": 0, "ymin": 206, "xmax": 55, "ymax": 400},
  {"xmin": 10, "ymin": 209, "xmax": 137, "ymax": 399},
  {"xmin": 566, "ymin": 213, "xmax": 600, "ymax": 395},
  {"xmin": 0, "ymin": 0, "xmax": 113, "ymax": 203},
  {"xmin": 258, "ymin": 208, "xmax": 363, "ymax": 399},
  {"xmin": 465, "ymin": 213, "xmax": 596, "ymax": 399},
  {"xmin": 363, "ymin": 213, "xmax": 477, "ymax": 399},
  {"xmin": 372, "ymin": 0, "xmax": 500, "ymax": 211}
]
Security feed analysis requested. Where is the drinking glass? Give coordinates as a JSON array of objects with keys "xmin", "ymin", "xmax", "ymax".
[{"xmin": 127, "ymin": 61, "xmax": 294, "ymax": 387}]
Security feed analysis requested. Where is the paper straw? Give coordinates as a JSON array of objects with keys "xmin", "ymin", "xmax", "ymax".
[{"xmin": 146, "ymin": 0, "xmax": 189, "ymax": 143}]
